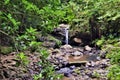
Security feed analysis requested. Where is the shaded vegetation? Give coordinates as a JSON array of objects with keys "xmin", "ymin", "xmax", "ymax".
[{"xmin": 0, "ymin": 0, "xmax": 120, "ymax": 80}]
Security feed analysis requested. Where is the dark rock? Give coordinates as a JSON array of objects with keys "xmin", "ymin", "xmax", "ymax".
[{"xmin": 64, "ymin": 73, "xmax": 71, "ymax": 77}]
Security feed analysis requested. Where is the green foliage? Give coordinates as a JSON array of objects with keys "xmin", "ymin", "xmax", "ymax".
[
  {"xmin": 97, "ymin": 37, "xmax": 120, "ymax": 80},
  {"xmin": 93, "ymin": 71, "xmax": 100, "ymax": 78},
  {"xmin": 106, "ymin": 48, "xmax": 120, "ymax": 64},
  {"xmin": 16, "ymin": 27, "xmax": 41, "ymax": 51},
  {"xmin": 94, "ymin": 36, "xmax": 119, "ymax": 48},
  {"xmin": 0, "ymin": 12, "xmax": 20, "ymax": 35},
  {"xmin": 17, "ymin": 52, "xmax": 29, "ymax": 66},
  {"xmin": 107, "ymin": 64, "xmax": 120, "ymax": 80},
  {"xmin": 33, "ymin": 50, "xmax": 63, "ymax": 80},
  {"xmin": 94, "ymin": 37, "xmax": 105, "ymax": 47}
]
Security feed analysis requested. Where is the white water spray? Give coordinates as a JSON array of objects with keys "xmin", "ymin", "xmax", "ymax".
[{"xmin": 64, "ymin": 28, "xmax": 69, "ymax": 44}]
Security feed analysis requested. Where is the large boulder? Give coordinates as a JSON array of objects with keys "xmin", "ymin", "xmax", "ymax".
[
  {"xmin": 37, "ymin": 34, "xmax": 62, "ymax": 48},
  {"xmin": 60, "ymin": 44, "xmax": 73, "ymax": 50}
]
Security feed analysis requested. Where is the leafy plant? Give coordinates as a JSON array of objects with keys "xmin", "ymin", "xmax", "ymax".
[
  {"xmin": 17, "ymin": 52, "xmax": 29, "ymax": 66},
  {"xmin": 34, "ymin": 50, "xmax": 63, "ymax": 80},
  {"xmin": 106, "ymin": 47, "xmax": 120, "ymax": 64},
  {"xmin": 107, "ymin": 64, "xmax": 120, "ymax": 80},
  {"xmin": 93, "ymin": 71, "xmax": 100, "ymax": 78},
  {"xmin": 16, "ymin": 27, "xmax": 40, "ymax": 51}
]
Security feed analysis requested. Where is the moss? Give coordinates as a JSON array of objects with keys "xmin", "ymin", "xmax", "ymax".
[{"xmin": 0, "ymin": 46, "xmax": 13, "ymax": 54}]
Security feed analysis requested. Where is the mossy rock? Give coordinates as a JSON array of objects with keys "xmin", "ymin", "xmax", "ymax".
[
  {"xmin": 48, "ymin": 35, "xmax": 62, "ymax": 46},
  {"xmin": 0, "ymin": 46, "xmax": 13, "ymax": 54}
]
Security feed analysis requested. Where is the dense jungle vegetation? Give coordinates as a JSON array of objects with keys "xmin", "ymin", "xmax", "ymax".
[{"xmin": 0, "ymin": 0, "xmax": 120, "ymax": 80}]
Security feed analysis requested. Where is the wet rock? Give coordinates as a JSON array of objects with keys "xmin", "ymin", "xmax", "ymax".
[
  {"xmin": 96, "ymin": 56, "xmax": 101, "ymax": 61},
  {"xmin": 88, "ymin": 54, "xmax": 99, "ymax": 61},
  {"xmin": 85, "ymin": 45, "xmax": 92, "ymax": 51},
  {"xmin": 56, "ymin": 67, "xmax": 73, "ymax": 76},
  {"xmin": 70, "ymin": 66, "xmax": 76, "ymax": 69},
  {"xmin": 72, "ymin": 51, "xmax": 83, "ymax": 56}
]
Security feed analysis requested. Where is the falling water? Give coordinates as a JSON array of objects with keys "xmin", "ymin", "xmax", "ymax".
[{"xmin": 64, "ymin": 28, "xmax": 69, "ymax": 44}]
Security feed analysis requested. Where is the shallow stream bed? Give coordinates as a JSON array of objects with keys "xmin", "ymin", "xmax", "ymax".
[{"xmin": 48, "ymin": 44, "xmax": 110, "ymax": 80}]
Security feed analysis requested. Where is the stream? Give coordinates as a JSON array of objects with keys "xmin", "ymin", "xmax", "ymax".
[{"xmin": 47, "ymin": 44, "xmax": 110, "ymax": 80}]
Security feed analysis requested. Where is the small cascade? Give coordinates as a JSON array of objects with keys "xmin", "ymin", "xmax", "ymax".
[
  {"xmin": 57, "ymin": 24, "xmax": 70, "ymax": 44},
  {"xmin": 64, "ymin": 27, "xmax": 69, "ymax": 44}
]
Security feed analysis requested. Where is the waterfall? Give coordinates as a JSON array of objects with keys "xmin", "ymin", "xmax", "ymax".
[
  {"xmin": 58, "ymin": 24, "xmax": 70, "ymax": 44},
  {"xmin": 64, "ymin": 28, "xmax": 69, "ymax": 44}
]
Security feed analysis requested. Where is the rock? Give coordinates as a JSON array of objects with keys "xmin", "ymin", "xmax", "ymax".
[
  {"xmin": 52, "ymin": 49, "xmax": 61, "ymax": 54},
  {"xmin": 86, "ymin": 61, "xmax": 95, "ymax": 67},
  {"xmin": 96, "ymin": 56, "xmax": 101, "ymax": 61},
  {"xmin": 42, "ymin": 41, "xmax": 56, "ymax": 48},
  {"xmin": 100, "ymin": 51, "xmax": 107, "ymax": 58},
  {"xmin": 72, "ymin": 51, "xmax": 83, "ymax": 56},
  {"xmin": 60, "ymin": 44, "xmax": 72, "ymax": 50},
  {"xmin": 86, "ymin": 62, "xmax": 91, "ymax": 67},
  {"xmin": 56, "ymin": 67, "xmax": 73, "ymax": 74},
  {"xmin": 69, "ymin": 61, "xmax": 88, "ymax": 65},
  {"xmin": 54, "ymin": 24, "xmax": 70, "ymax": 36},
  {"xmin": 85, "ymin": 45, "xmax": 92, "ymax": 51},
  {"xmin": 70, "ymin": 66, "xmax": 76, "ymax": 69},
  {"xmin": 78, "ymin": 48, "xmax": 84, "ymax": 52},
  {"xmin": 73, "ymin": 38, "xmax": 82, "ymax": 44},
  {"xmin": 73, "ymin": 56, "xmax": 81, "ymax": 60},
  {"xmin": 38, "ymin": 35, "xmax": 62, "ymax": 48},
  {"xmin": 91, "ymin": 61, "xmax": 95, "ymax": 67},
  {"xmin": 59, "ymin": 24, "xmax": 70, "ymax": 28}
]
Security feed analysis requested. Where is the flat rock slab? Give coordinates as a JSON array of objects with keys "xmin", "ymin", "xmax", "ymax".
[{"xmin": 69, "ymin": 61, "xmax": 88, "ymax": 64}]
